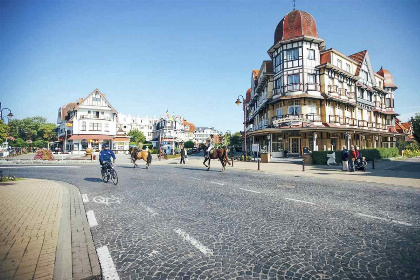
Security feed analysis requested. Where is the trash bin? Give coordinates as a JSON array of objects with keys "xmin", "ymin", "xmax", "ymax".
[
  {"xmin": 93, "ymin": 154, "xmax": 96, "ymax": 160},
  {"xmin": 261, "ymin": 153, "xmax": 269, "ymax": 163}
]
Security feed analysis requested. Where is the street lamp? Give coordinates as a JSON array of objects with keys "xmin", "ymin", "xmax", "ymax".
[
  {"xmin": 0, "ymin": 102, "xmax": 14, "ymax": 154},
  {"xmin": 235, "ymin": 95, "xmax": 247, "ymax": 161}
]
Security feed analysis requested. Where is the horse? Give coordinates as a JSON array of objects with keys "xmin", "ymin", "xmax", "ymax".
[
  {"xmin": 131, "ymin": 149, "xmax": 152, "ymax": 169},
  {"xmin": 200, "ymin": 144, "xmax": 230, "ymax": 171}
]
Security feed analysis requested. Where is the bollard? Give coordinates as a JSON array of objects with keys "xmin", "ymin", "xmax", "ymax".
[
  {"xmin": 258, "ymin": 159, "xmax": 260, "ymax": 171},
  {"xmin": 231, "ymin": 157, "xmax": 234, "ymax": 167},
  {"xmin": 302, "ymin": 159, "xmax": 305, "ymax": 171},
  {"xmin": 372, "ymin": 158, "xmax": 375, "ymax": 169}
]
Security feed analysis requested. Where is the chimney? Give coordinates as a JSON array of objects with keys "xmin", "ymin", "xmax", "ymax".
[{"xmin": 77, "ymin": 98, "xmax": 83, "ymax": 104}]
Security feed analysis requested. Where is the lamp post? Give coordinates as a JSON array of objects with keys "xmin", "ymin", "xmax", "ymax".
[
  {"xmin": 0, "ymin": 102, "xmax": 14, "ymax": 153},
  {"xmin": 235, "ymin": 95, "xmax": 247, "ymax": 161}
]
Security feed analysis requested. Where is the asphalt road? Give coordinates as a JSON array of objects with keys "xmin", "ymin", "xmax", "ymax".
[{"xmin": 3, "ymin": 162, "xmax": 420, "ymax": 280}]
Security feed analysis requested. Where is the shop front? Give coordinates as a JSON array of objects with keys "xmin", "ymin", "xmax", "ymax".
[{"xmin": 68, "ymin": 134, "xmax": 114, "ymax": 154}]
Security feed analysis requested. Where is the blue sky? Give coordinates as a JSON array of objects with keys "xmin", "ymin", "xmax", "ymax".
[{"xmin": 1, "ymin": 0, "xmax": 419, "ymax": 132}]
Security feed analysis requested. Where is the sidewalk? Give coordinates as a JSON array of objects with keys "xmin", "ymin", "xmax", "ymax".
[
  {"xmin": 182, "ymin": 156, "xmax": 420, "ymax": 188},
  {"xmin": 0, "ymin": 179, "xmax": 100, "ymax": 280}
]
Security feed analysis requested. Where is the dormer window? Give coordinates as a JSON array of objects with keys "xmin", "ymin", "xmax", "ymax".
[
  {"xmin": 362, "ymin": 70, "xmax": 368, "ymax": 81},
  {"xmin": 346, "ymin": 64, "xmax": 350, "ymax": 72},
  {"xmin": 286, "ymin": 48, "xmax": 298, "ymax": 61},
  {"xmin": 337, "ymin": 59, "xmax": 342, "ymax": 69}
]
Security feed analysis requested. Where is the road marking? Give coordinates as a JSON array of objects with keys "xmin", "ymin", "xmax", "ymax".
[
  {"xmin": 82, "ymin": 194, "xmax": 89, "ymax": 203},
  {"xmin": 93, "ymin": 196, "xmax": 121, "ymax": 205},
  {"xmin": 191, "ymin": 177, "xmax": 201, "ymax": 180},
  {"xmin": 211, "ymin": 182, "xmax": 225, "ymax": 186},
  {"xmin": 173, "ymin": 228, "xmax": 213, "ymax": 256},
  {"xmin": 284, "ymin": 198, "xmax": 316, "ymax": 205},
  {"xmin": 356, "ymin": 213, "xmax": 412, "ymax": 226},
  {"xmin": 140, "ymin": 204, "xmax": 158, "ymax": 216},
  {"xmin": 97, "ymin": 246, "xmax": 120, "ymax": 280},
  {"xmin": 239, "ymin": 188, "xmax": 261, "ymax": 194},
  {"xmin": 86, "ymin": 210, "xmax": 98, "ymax": 227},
  {"xmin": 0, "ymin": 166, "xmax": 81, "ymax": 168}
]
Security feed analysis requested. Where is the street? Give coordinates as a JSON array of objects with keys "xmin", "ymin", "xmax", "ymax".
[{"xmin": 4, "ymin": 160, "xmax": 420, "ymax": 280}]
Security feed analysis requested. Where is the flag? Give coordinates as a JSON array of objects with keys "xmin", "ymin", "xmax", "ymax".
[{"xmin": 166, "ymin": 109, "xmax": 169, "ymax": 118}]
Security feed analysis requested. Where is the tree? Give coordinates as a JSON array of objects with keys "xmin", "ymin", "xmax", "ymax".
[
  {"xmin": 12, "ymin": 138, "xmax": 27, "ymax": 147},
  {"xmin": 8, "ymin": 119, "xmax": 22, "ymax": 139},
  {"xmin": 127, "ymin": 129, "xmax": 146, "ymax": 144},
  {"xmin": 39, "ymin": 123, "xmax": 58, "ymax": 142},
  {"xmin": 0, "ymin": 120, "xmax": 8, "ymax": 144},
  {"xmin": 230, "ymin": 132, "xmax": 243, "ymax": 148},
  {"xmin": 184, "ymin": 141, "xmax": 194, "ymax": 149},
  {"xmin": 33, "ymin": 139, "xmax": 47, "ymax": 148},
  {"xmin": 223, "ymin": 132, "xmax": 231, "ymax": 147},
  {"xmin": 411, "ymin": 113, "xmax": 420, "ymax": 143}
]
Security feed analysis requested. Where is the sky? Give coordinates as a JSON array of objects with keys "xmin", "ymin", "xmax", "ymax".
[{"xmin": 1, "ymin": 0, "xmax": 419, "ymax": 133}]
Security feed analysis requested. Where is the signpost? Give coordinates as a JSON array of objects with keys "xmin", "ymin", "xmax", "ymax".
[{"xmin": 252, "ymin": 144, "xmax": 260, "ymax": 170}]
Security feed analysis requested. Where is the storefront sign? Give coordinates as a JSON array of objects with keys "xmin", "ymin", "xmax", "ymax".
[
  {"xmin": 273, "ymin": 118, "xmax": 310, "ymax": 126},
  {"xmin": 252, "ymin": 144, "xmax": 260, "ymax": 152}
]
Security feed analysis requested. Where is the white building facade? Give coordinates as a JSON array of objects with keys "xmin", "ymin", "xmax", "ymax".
[
  {"xmin": 194, "ymin": 127, "xmax": 222, "ymax": 144},
  {"xmin": 57, "ymin": 89, "xmax": 128, "ymax": 154},
  {"xmin": 117, "ymin": 114, "xmax": 159, "ymax": 141}
]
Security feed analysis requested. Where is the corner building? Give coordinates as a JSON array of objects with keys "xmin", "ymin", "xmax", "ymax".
[{"xmin": 246, "ymin": 9, "xmax": 405, "ymax": 157}]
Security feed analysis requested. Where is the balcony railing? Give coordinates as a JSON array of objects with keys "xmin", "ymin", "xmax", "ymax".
[
  {"xmin": 287, "ymin": 83, "xmax": 303, "ymax": 92},
  {"xmin": 338, "ymin": 88, "xmax": 347, "ymax": 96},
  {"xmin": 305, "ymin": 113, "xmax": 321, "ymax": 122},
  {"xmin": 329, "ymin": 115, "xmax": 340, "ymax": 123},
  {"xmin": 368, "ymin": 122, "xmax": 375, "ymax": 128},
  {"xmin": 339, "ymin": 117, "xmax": 347, "ymax": 125},
  {"xmin": 305, "ymin": 83, "xmax": 320, "ymax": 92},
  {"xmin": 80, "ymin": 115, "xmax": 112, "ymax": 121},
  {"xmin": 347, "ymin": 117, "xmax": 357, "ymax": 126},
  {"xmin": 328, "ymin": 85, "xmax": 338, "ymax": 94},
  {"xmin": 272, "ymin": 114, "xmax": 305, "ymax": 124},
  {"xmin": 376, "ymin": 123, "xmax": 382, "ymax": 129},
  {"xmin": 358, "ymin": 120, "xmax": 368, "ymax": 128}
]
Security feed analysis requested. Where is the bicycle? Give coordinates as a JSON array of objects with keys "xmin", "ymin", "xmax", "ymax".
[{"xmin": 101, "ymin": 161, "xmax": 118, "ymax": 185}]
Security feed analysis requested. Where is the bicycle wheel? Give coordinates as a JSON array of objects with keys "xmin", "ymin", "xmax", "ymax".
[
  {"xmin": 102, "ymin": 169, "xmax": 109, "ymax": 183},
  {"xmin": 111, "ymin": 169, "xmax": 118, "ymax": 185}
]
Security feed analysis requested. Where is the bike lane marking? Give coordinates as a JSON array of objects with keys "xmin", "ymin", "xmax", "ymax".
[
  {"xmin": 86, "ymin": 210, "xmax": 98, "ymax": 227},
  {"xmin": 82, "ymin": 194, "xmax": 89, "ymax": 203},
  {"xmin": 97, "ymin": 246, "xmax": 120, "ymax": 280},
  {"xmin": 174, "ymin": 228, "xmax": 213, "ymax": 256}
]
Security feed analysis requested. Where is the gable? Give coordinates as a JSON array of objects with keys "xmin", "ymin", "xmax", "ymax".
[
  {"xmin": 78, "ymin": 89, "xmax": 118, "ymax": 114},
  {"xmin": 349, "ymin": 50, "xmax": 376, "ymax": 86}
]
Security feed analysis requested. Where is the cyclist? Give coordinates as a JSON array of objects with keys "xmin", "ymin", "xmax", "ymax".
[{"xmin": 99, "ymin": 144, "xmax": 116, "ymax": 174}]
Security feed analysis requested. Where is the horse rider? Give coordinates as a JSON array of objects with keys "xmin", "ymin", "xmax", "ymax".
[
  {"xmin": 99, "ymin": 144, "xmax": 116, "ymax": 173},
  {"xmin": 206, "ymin": 134, "xmax": 215, "ymax": 158}
]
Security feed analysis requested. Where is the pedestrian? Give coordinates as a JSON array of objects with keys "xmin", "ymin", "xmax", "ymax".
[
  {"xmin": 341, "ymin": 145, "xmax": 349, "ymax": 171},
  {"xmin": 355, "ymin": 145, "xmax": 360, "ymax": 159},
  {"xmin": 348, "ymin": 145, "xmax": 356, "ymax": 172},
  {"xmin": 180, "ymin": 141, "xmax": 186, "ymax": 164}
]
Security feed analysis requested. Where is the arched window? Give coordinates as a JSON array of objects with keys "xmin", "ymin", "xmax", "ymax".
[{"xmin": 82, "ymin": 121, "xmax": 86, "ymax": 131}]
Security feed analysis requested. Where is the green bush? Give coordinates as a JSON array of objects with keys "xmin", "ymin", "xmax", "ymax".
[{"xmin": 312, "ymin": 147, "xmax": 399, "ymax": 164}]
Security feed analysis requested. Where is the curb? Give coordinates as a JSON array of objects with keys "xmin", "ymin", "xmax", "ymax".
[{"xmin": 53, "ymin": 181, "xmax": 101, "ymax": 280}]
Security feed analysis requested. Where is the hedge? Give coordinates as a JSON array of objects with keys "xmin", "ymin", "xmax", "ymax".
[{"xmin": 312, "ymin": 147, "xmax": 399, "ymax": 165}]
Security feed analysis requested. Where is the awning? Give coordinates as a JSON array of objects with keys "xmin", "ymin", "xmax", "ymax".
[
  {"xmin": 113, "ymin": 137, "xmax": 130, "ymax": 141},
  {"xmin": 68, "ymin": 134, "xmax": 113, "ymax": 140}
]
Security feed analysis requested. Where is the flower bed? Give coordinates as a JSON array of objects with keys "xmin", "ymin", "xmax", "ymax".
[{"xmin": 34, "ymin": 149, "xmax": 54, "ymax": 160}]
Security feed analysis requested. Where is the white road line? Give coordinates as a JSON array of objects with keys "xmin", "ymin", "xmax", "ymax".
[
  {"xmin": 0, "ymin": 166, "xmax": 81, "ymax": 168},
  {"xmin": 191, "ymin": 177, "xmax": 201, "ymax": 180},
  {"xmin": 86, "ymin": 210, "xmax": 98, "ymax": 227},
  {"xmin": 239, "ymin": 188, "xmax": 261, "ymax": 194},
  {"xmin": 173, "ymin": 228, "xmax": 213, "ymax": 256},
  {"xmin": 140, "ymin": 204, "xmax": 158, "ymax": 216},
  {"xmin": 356, "ymin": 213, "xmax": 412, "ymax": 226},
  {"xmin": 211, "ymin": 182, "xmax": 225, "ymax": 186},
  {"xmin": 97, "ymin": 246, "xmax": 120, "ymax": 280},
  {"xmin": 82, "ymin": 194, "xmax": 89, "ymax": 203},
  {"xmin": 284, "ymin": 198, "xmax": 316, "ymax": 205}
]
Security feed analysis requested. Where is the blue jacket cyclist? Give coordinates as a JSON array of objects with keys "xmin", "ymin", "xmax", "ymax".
[{"xmin": 99, "ymin": 144, "xmax": 116, "ymax": 169}]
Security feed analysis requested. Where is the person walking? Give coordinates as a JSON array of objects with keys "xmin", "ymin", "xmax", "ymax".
[
  {"xmin": 180, "ymin": 141, "xmax": 186, "ymax": 164},
  {"xmin": 348, "ymin": 145, "xmax": 356, "ymax": 172},
  {"xmin": 341, "ymin": 145, "xmax": 349, "ymax": 171},
  {"xmin": 355, "ymin": 145, "xmax": 360, "ymax": 159}
]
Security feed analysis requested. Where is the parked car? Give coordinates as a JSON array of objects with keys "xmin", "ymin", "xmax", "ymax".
[{"xmin": 191, "ymin": 148, "xmax": 198, "ymax": 153}]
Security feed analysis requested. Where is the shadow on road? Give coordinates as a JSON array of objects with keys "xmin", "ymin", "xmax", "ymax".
[
  {"xmin": 84, "ymin": 178, "xmax": 103, "ymax": 183},
  {"xmin": 176, "ymin": 167, "xmax": 223, "ymax": 173}
]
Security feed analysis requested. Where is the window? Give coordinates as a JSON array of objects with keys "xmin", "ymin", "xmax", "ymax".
[
  {"xmin": 307, "ymin": 49, "xmax": 315, "ymax": 60},
  {"xmin": 288, "ymin": 74, "xmax": 300, "ymax": 90},
  {"xmin": 81, "ymin": 121, "xmax": 86, "ymax": 131},
  {"xmin": 287, "ymin": 48, "xmax": 299, "ymax": 61},
  {"xmin": 105, "ymin": 124, "xmax": 109, "ymax": 132},
  {"xmin": 337, "ymin": 59, "xmax": 342, "ymax": 69},
  {"xmin": 288, "ymin": 105, "xmax": 301, "ymax": 115},
  {"xmin": 346, "ymin": 64, "xmax": 350, "ymax": 72},
  {"xmin": 89, "ymin": 123, "xmax": 102, "ymax": 131},
  {"xmin": 276, "ymin": 108, "xmax": 283, "ymax": 117},
  {"xmin": 362, "ymin": 70, "xmax": 368, "ymax": 81},
  {"xmin": 308, "ymin": 74, "xmax": 316, "ymax": 84},
  {"xmin": 386, "ymin": 98, "xmax": 391, "ymax": 107}
]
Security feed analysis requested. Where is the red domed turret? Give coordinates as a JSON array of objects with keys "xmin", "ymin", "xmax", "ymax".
[
  {"xmin": 377, "ymin": 67, "xmax": 397, "ymax": 88},
  {"xmin": 274, "ymin": 10, "xmax": 318, "ymax": 44}
]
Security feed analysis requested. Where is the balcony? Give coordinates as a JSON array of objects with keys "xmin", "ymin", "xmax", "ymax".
[
  {"xmin": 347, "ymin": 117, "xmax": 357, "ymax": 126},
  {"xmin": 272, "ymin": 114, "xmax": 305, "ymax": 126},
  {"xmin": 368, "ymin": 122, "xmax": 375, "ymax": 129},
  {"xmin": 286, "ymin": 83, "xmax": 303, "ymax": 92},
  {"xmin": 328, "ymin": 85, "xmax": 338, "ymax": 94},
  {"xmin": 305, "ymin": 113, "xmax": 321, "ymax": 122},
  {"xmin": 358, "ymin": 120, "xmax": 368, "ymax": 128},
  {"xmin": 339, "ymin": 117, "xmax": 347, "ymax": 125},
  {"xmin": 80, "ymin": 115, "xmax": 112, "ymax": 121},
  {"xmin": 347, "ymin": 92, "xmax": 355, "ymax": 100},
  {"xmin": 338, "ymin": 88, "xmax": 347, "ymax": 96},
  {"xmin": 305, "ymin": 83, "xmax": 320, "ymax": 92},
  {"xmin": 329, "ymin": 115, "xmax": 340, "ymax": 123}
]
